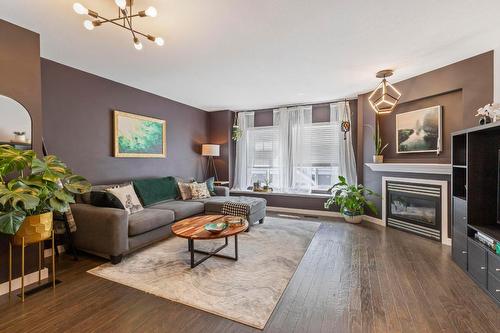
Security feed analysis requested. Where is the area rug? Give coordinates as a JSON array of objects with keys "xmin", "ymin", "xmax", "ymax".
[{"xmin": 88, "ymin": 217, "xmax": 319, "ymax": 329}]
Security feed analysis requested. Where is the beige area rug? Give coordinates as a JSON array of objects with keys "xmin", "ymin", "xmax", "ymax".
[{"xmin": 88, "ymin": 217, "xmax": 320, "ymax": 329}]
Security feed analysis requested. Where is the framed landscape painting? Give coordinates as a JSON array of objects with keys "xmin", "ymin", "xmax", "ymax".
[
  {"xmin": 114, "ymin": 110, "xmax": 166, "ymax": 158},
  {"xmin": 396, "ymin": 105, "xmax": 442, "ymax": 154}
]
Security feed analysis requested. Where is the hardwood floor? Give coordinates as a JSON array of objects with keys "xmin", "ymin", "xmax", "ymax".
[{"xmin": 0, "ymin": 216, "xmax": 498, "ymax": 333}]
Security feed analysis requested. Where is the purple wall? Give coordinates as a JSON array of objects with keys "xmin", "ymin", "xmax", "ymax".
[{"xmin": 41, "ymin": 59, "xmax": 209, "ymax": 184}]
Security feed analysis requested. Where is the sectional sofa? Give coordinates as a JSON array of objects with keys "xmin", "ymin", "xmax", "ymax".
[{"xmin": 71, "ymin": 183, "xmax": 266, "ymax": 264}]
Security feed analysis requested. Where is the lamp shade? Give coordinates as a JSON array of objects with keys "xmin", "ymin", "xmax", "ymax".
[{"xmin": 202, "ymin": 144, "xmax": 220, "ymax": 157}]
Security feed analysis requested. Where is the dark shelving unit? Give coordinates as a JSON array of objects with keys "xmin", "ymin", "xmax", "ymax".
[{"xmin": 451, "ymin": 123, "xmax": 500, "ymax": 305}]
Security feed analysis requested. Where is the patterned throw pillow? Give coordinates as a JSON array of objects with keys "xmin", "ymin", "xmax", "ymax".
[
  {"xmin": 106, "ymin": 184, "xmax": 144, "ymax": 214},
  {"xmin": 178, "ymin": 182, "xmax": 192, "ymax": 200},
  {"xmin": 189, "ymin": 182, "xmax": 211, "ymax": 199}
]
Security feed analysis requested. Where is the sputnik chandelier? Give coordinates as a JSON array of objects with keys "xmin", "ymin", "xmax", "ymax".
[{"xmin": 73, "ymin": 0, "xmax": 164, "ymax": 50}]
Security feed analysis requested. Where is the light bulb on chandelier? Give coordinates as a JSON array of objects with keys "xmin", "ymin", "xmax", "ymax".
[
  {"xmin": 73, "ymin": 3, "xmax": 88, "ymax": 15},
  {"xmin": 133, "ymin": 38, "xmax": 143, "ymax": 50},
  {"xmin": 145, "ymin": 6, "xmax": 157, "ymax": 17},
  {"xmin": 115, "ymin": 0, "xmax": 127, "ymax": 10},
  {"xmin": 83, "ymin": 20, "xmax": 94, "ymax": 31}
]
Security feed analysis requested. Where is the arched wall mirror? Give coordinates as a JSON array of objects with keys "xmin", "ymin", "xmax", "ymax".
[{"xmin": 0, "ymin": 95, "xmax": 32, "ymax": 150}]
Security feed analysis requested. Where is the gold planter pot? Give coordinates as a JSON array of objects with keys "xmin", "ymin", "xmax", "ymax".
[
  {"xmin": 9, "ymin": 211, "xmax": 56, "ymax": 302},
  {"xmin": 13, "ymin": 211, "xmax": 53, "ymax": 246}
]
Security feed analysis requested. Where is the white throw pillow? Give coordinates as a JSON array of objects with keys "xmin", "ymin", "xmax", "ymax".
[
  {"xmin": 106, "ymin": 184, "xmax": 144, "ymax": 214},
  {"xmin": 189, "ymin": 182, "xmax": 211, "ymax": 199}
]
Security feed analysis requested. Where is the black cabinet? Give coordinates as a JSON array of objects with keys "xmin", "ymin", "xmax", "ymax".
[
  {"xmin": 487, "ymin": 273, "xmax": 500, "ymax": 303},
  {"xmin": 452, "ymin": 231, "xmax": 468, "ymax": 270},
  {"xmin": 451, "ymin": 124, "xmax": 500, "ymax": 306},
  {"xmin": 467, "ymin": 239, "xmax": 488, "ymax": 288}
]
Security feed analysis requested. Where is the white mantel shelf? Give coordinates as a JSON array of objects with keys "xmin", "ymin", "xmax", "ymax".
[{"xmin": 365, "ymin": 163, "xmax": 452, "ymax": 175}]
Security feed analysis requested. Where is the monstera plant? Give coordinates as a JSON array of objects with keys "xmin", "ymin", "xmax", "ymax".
[{"xmin": 0, "ymin": 144, "xmax": 91, "ymax": 235}]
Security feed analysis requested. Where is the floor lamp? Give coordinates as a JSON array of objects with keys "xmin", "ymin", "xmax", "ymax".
[{"xmin": 202, "ymin": 144, "xmax": 220, "ymax": 180}]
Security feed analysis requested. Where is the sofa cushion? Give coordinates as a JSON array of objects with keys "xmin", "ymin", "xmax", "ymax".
[
  {"xmin": 148, "ymin": 200, "xmax": 205, "ymax": 220},
  {"xmin": 128, "ymin": 208, "xmax": 175, "ymax": 236},
  {"xmin": 193, "ymin": 196, "xmax": 267, "ymax": 215},
  {"xmin": 133, "ymin": 177, "xmax": 179, "ymax": 206}
]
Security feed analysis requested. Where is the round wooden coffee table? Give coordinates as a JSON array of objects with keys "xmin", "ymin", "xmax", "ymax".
[{"xmin": 171, "ymin": 215, "xmax": 248, "ymax": 268}]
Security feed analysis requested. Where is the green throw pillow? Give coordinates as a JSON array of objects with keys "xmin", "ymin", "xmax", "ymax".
[
  {"xmin": 133, "ymin": 177, "xmax": 179, "ymax": 206},
  {"xmin": 206, "ymin": 177, "xmax": 216, "ymax": 196}
]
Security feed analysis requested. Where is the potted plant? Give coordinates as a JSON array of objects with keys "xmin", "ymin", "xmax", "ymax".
[
  {"xmin": 366, "ymin": 122, "xmax": 388, "ymax": 163},
  {"xmin": 13, "ymin": 131, "xmax": 26, "ymax": 143},
  {"xmin": 0, "ymin": 144, "xmax": 91, "ymax": 245},
  {"xmin": 324, "ymin": 176, "xmax": 378, "ymax": 224}
]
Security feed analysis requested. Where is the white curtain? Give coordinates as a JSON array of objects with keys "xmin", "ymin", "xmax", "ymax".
[
  {"xmin": 232, "ymin": 112, "xmax": 255, "ymax": 190},
  {"xmin": 273, "ymin": 106, "xmax": 313, "ymax": 193},
  {"xmin": 330, "ymin": 101, "xmax": 357, "ymax": 185}
]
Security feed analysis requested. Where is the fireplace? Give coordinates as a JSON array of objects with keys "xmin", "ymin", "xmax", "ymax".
[{"xmin": 382, "ymin": 177, "xmax": 449, "ymax": 243}]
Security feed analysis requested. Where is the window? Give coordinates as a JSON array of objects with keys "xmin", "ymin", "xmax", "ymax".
[
  {"xmin": 299, "ymin": 122, "xmax": 339, "ymax": 192},
  {"xmin": 247, "ymin": 126, "xmax": 280, "ymax": 188},
  {"xmin": 245, "ymin": 122, "xmax": 339, "ymax": 193}
]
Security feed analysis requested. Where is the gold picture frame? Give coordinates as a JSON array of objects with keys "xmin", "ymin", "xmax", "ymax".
[{"xmin": 113, "ymin": 110, "xmax": 167, "ymax": 158}]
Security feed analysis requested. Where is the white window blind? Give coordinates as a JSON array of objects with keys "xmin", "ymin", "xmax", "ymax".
[
  {"xmin": 302, "ymin": 122, "xmax": 339, "ymax": 167},
  {"xmin": 247, "ymin": 126, "xmax": 279, "ymax": 168}
]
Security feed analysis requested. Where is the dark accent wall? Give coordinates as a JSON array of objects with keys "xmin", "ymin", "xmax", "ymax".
[
  {"xmin": 41, "ymin": 59, "xmax": 209, "ymax": 184},
  {"xmin": 208, "ymin": 110, "xmax": 232, "ymax": 181},
  {"xmin": 358, "ymin": 51, "xmax": 494, "ymax": 218},
  {"xmin": 0, "ymin": 19, "xmax": 43, "ymax": 283}
]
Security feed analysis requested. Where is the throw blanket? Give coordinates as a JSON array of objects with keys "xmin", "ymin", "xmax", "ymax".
[{"xmin": 221, "ymin": 201, "xmax": 250, "ymax": 217}]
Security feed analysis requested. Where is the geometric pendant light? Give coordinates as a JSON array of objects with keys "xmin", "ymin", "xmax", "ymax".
[{"xmin": 368, "ymin": 69, "xmax": 402, "ymax": 114}]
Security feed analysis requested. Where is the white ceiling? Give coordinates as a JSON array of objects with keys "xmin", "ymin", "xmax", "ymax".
[{"xmin": 2, "ymin": 0, "xmax": 500, "ymax": 111}]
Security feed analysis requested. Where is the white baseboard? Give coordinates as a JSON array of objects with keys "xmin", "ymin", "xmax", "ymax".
[
  {"xmin": 267, "ymin": 206, "xmax": 383, "ymax": 226},
  {"xmin": 0, "ymin": 268, "xmax": 49, "ymax": 296}
]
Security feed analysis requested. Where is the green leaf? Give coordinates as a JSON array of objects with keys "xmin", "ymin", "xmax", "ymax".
[
  {"xmin": 62, "ymin": 175, "xmax": 91, "ymax": 194},
  {"xmin": 31, "ymin": 156, "xmax": 69, "ymax": 183},
  {"xmin": 49, "ymin": 197, "xmax": 69, "ymax": 213},
  {"xmin": 0, "ymin": 210, "xmax": 26, "ymax": 235},
  {"xmin": 53, "ymin": 189, "xmax": 75, "ymax": 204},
  {"xmin": 0, "ymin": 182, "xmax": 40, "ymax": 210},
  {"xmin": 0, "ymin": 145, "xmax": 35, "ymax": 177}
]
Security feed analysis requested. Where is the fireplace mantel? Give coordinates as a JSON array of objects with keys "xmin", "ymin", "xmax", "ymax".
[{"xmin": 365, "ymin": 163, "xmax": 452, "ymax": 175}]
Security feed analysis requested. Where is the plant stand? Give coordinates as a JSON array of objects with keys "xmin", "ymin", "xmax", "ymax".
[{"xmin": 9, "ymin": 230, "xmax": 57, "ymax": 302}]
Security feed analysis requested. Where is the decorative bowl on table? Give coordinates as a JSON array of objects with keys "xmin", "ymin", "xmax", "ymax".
[{"xmin": 204, "ymin": 222, "xmax": 228, "ymax": 233}]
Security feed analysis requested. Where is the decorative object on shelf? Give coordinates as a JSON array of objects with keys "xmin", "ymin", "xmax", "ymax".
[
  {"xmin": 340, "ymin": 99, "xmax": 351, "ymax": 140},
  {"xmin": 202, "ymin": 144, "xmax": 220, "ymax": 180},
  {"xmin": 396, "ymin": 105, "xmax": 442, "ymax": 154},
  {"xmin": 13, "ymin": 131, "xmax": 26, "ymax": 143},
  {"xmin": 0, "ymin": 144, "xmax": 91, "ymax": 301},
  {"xmin": 114, "ymin": 110, "xmax": 166, "ymax": 158},
  {"xmin": 324, "ymin": 176, "xmax": 378, "ymax": 224},
  {"xmin": 72, "ymin": 0, "xmax": 163, "ymax": 50},
  {"xmin": 365, "ymin": 121, "xmax": 388, "ymax": 164},
  {"xmin": 475, "ymin": 103, "xmax": 500, "ymax": 124},
  {"xmin": 368, "ymin": 69, "xmax": 402, "ymax": 114},
  {"xmin": 232, "ymin": 113, "xmax": 243, "ymax": 141},
  {"xmin": 262, "ymin": 178, "xmax": 273, "ymax": 192}
]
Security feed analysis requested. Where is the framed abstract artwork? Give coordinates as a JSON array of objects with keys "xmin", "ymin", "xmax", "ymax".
[
  {"xmin": 396, "ymin": 105, "xmax": 442, "ymax": 154},
  {"xmin": 114, "ymin": 110, "xmax": 166, "ymax": 158}
]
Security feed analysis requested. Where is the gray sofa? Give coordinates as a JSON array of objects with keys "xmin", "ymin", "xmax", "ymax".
[{"xmin": 71, "ymin": 186, "xmax": 266, "ymax": 264}]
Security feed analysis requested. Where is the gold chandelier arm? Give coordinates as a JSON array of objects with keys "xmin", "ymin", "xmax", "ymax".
[{"xmin": 96, "ymin": 15, "xmax": 150, "ymax": 40}]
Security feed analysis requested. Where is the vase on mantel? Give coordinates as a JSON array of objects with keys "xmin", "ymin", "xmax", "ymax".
[{"xmin": 373, "ymin": 155, "xmax": 384, "ymax": 163}]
